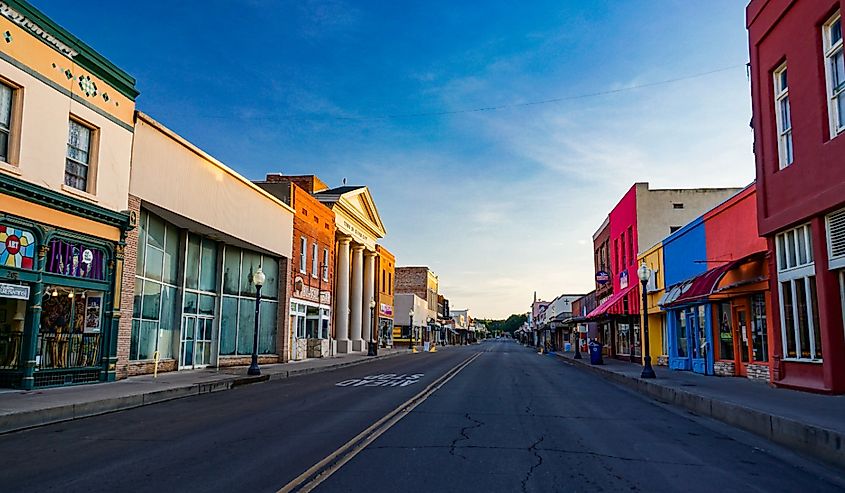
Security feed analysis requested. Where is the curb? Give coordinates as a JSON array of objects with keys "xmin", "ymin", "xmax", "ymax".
[
  {"xmin": 0, "ymin": 350, "xmax": 408, "ymax": 435},
  {"xmin": 554, "ymin": 352, "xmax": 845, "ymax": 470}
]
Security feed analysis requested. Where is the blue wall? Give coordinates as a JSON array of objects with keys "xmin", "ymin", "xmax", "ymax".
[{"xmin": 662, "ymin": 216, "xmax": 706, "ymax": 287}]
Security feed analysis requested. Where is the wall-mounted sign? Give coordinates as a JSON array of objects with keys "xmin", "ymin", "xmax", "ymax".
[
  {"xmin": 595, "ymin": 271, "xmax": 610, "ymax": 285},
  {"xmin": 0, "ymin": 225, "xmax": 36, "ymax": 270},
  {"xmin": 0, "ymin": 282, "xmax": 29, "ymax": 300},
  {"xmin": 45, "ymin": 240, "xmax": 105, "ymax": 280},
  {"xmin": 619, "ymin": 271, "xmax": 629, "ymax": 290},
  {"xmin": 379, "ymin": 303, "xmax": 393, "ymax": 317},
  {"xmin": 293, "ymin": 275, "xmax": 331, "ymax": 305},
  {"xmin": 84, "ymin": 295, "xmax": 102, "ymax": 333}
]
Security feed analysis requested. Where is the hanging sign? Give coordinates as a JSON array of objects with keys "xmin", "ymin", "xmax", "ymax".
[
  {"xmin": 619, "ymin": 271, "xmax": 629, "ymax": 290},
  {"xmin": 595, "ymin": 271, "xmax": 610, "ymax": 285},
  {"xmin": 0, "ymin": 282, "xmax": 29, "ymax": 300}
]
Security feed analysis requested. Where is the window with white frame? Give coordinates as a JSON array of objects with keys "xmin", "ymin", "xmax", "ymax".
[
  {"xmin": 776, "ymin": 224, "xmax": 822, "ymax": 360},
  {"xmin": 824, "ymin": 12, "xmax": 844, "ymax": 137},
  {"xmin": 773, "ymin": 64, "xmax": 793, "ymax": 168},
  {"xmin": 0, "ymin": 81, "xmax": 14, "ymax": 163},
  {"xmin": 311, "ymin": 242, "xmax": 318, "ymax": 278},
  {"xmin": 299, "ymin": 237, "xmax": 307, "ymax": 273},
  {"xmin": 322, "ymin": 248, "xmax": 329, "ymax": 281},
  {"xmin": 66, "ymin": 118, "xmax": 94, "ymax": 191}
]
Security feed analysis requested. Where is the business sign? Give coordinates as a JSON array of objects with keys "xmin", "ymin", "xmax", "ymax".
[
  {"xmin": 0, "ymin": 225, "xmax": 36, "ymax": 270},
  {"xmin": 293, "ymin": 276, "xmax": 331, "ymax": 304},
  {"xmin": 0, "ymin": 282, "xmax": 29, "ymax": 300},
  {"xmin": 379, "ymin": 303, "xmax": 393, "ymax": 317},
  {"xmin": 595, "ymin": 271, "xmax": 610, "ymax": 285},
  {"xmin": 619, "ymin": 271, "xmax": 629, "ymax": 290}
]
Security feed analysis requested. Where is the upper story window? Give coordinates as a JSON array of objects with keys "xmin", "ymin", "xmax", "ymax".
[
  {"xmin": 773, "ymin": 64, "xmax": 793, "ymax": 169},
  {"xmin": 66, "ymin": 118, "xmax": 95, "ymax": 192},
  {"xmin": 299, "ymin": 237, "xmax": 307, "ymax": 273},
  {"xmin": 672, "ymin": 203, "xmax": 684, "ymax": 209},
  {"xmin": 322, "ymin": 248, "xmax": 329, "ymax": 281},
  {"xmin": 824, "ymin": 13, "xmax": 844, "ymax": 137},
  {"xmin": 0, "ymin": 82, "xmax": 13, "ymax": 163},
  {"xmin": 311, "ymin": 242, "xmax": 318, "ymax": 278}
]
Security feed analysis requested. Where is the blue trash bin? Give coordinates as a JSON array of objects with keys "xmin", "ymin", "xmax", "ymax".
[{"xmin": 588, "ymin": 341, "xmax": 603, "ymax": 365}]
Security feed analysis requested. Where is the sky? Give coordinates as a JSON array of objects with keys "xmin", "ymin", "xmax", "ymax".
[{"xmin": 35, "ymin": 0, "xmax": 755, "ymax": 318}]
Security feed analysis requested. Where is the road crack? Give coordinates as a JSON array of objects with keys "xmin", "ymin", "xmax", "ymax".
[
  {"xmin": 449, "ymin": 413, "xmax": 485, "ymax": 460},
  {"xmin": 521, "ymin": 436, "xmax": 545, "ymax": 493}
]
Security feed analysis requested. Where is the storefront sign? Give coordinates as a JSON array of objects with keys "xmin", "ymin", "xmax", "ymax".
[
  {"xmin": 0, "ymin": 225, "xmax": 36, "ymax": 270},
  {"xmin": 293, "ymin": 276, "xmax": 331, "ymax": 304},
  {"xmin": 45, "ymin": 240, "xmax": 106, "ymax": 281},
  {"xmin": 379, "ymin": 303, "xmax": 393, "ymax": 317},
  {"xmin": 595, "ymin": 270, "xmax": 610, "ymax": 285},
  {"xmin": 619, "ymin": 271, "xmax": 629, "ymax": 289},
  {"xmin": 0, "ymin": 282, "xmax": 29, "ymax": 300}
]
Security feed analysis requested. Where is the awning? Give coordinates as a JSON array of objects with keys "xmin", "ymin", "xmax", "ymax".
[
  {"xmin": 585, "ymin": 284, "xmax": 637, "ymax": 320},
  {"xmin": 662, "ymin": 251, "xmax": 767, "ymax": 308}
]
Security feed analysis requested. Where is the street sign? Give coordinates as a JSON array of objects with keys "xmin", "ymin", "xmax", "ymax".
[{"xmin": 595, "ymin": 271, "xmax": 610, "ymax": 285}]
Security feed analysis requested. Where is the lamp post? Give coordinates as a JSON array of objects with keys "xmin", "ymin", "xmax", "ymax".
[
  {"xmin": 368, "ymin": 298, "xmax": 377, "ymax": 356},
  {"xmin": 409, "ymin": 309, "xmax": 417, "ymax": 353},
  {"xmin": 247, "ymin": 266, "xmax": 266, "ymax": 376},
  {"xmin": 638, "ymin": 261, "xmax": 656, "ymax": 379}
]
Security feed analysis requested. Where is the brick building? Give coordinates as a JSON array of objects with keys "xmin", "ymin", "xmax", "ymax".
[
  {"xmin": 395, "ymin": 266, "xmax": 439, "ymax": 322},
  {"xmin": 747, "ymin": 0, "xmax": 845, "ymax": 393},
  {"xmin": 376, "ymin": 244, "xmax": 395, "ymax": 348},
  {"xmin": 256, "ymin": 175, "xmax": 335, "ymax": 360}
]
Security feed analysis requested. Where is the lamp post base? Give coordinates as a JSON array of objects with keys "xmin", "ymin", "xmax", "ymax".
[
  {"xmin": 367, "ymin": 341, "xmax": 377, "ymax": 356},
  {"xmin": 247, "ymin": 364, "xmax": 261, "ymax": 376},
  {"xmin": 640, "ymin": 356, "xmax": 656, "ymax": 379}
]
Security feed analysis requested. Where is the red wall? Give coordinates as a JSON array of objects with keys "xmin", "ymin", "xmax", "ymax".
[
  {"xmin": 608, "ymin": 184, "xmax": 639, "ymax": 314},
  {"xmin": 748, "ymin": 0, "xmax": 845, "ymax": 235},
  {"xmin": 704, "ymin": 184, "xmax": 767, "ymax": 261}
]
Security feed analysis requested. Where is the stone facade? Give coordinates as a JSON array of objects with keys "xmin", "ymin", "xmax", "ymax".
[
  {"xmin": 746, "ymin": 363, "xmax": 770, "ymax": 382},
  {"xmin": 714, "ymin": 361, "xmax": 736, "ymax": 377}
]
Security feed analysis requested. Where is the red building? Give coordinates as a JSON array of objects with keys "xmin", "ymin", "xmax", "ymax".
[{"xmin": 747, "ymin": 0, "xmax": 845, "ymax": 393}]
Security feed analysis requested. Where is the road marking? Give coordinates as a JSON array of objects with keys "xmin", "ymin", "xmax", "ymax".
[
  {"xmin": 277, "ymin": 351, "xmax": 483, "ymax": 493},
  {"xmin": 335, "ymin": 373, "xmax": 424, "ymax": 388}
]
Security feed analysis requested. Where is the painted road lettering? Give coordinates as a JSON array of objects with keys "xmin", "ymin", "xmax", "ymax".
[{"xmin": 336, "ymin": 373, "xmax": 424, "ymax": 388}]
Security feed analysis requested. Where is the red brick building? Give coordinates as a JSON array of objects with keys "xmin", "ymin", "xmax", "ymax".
[
  {"xmin": 747, "ymin": 0, "xmax": 845, "ymax": 393},
  {"xmin": 376, "ymin": 245, "xmax": 395, "ymax": 347},
  {"xmin": 256, "ymin": 175, "xmax": 335, "ymax": 360}
]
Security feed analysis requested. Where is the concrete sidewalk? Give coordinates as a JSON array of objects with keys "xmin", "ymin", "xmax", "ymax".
[
  {"xmin": 552, "ymin": 350, "xmax": 845, "ymax": 469},
  {"xmin": 0, "ymin": 348, "xmax": 409, "ymax": 434}
]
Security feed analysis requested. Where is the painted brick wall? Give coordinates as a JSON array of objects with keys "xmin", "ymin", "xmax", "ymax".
[{"xmin": 116, "ymin": 194, "xmax": 141, "ymax": 379}]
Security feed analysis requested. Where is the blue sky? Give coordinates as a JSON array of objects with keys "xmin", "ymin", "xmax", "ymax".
[{"xmin": 36, "ymin": 0, "xmax": 755, "ymax": 318}]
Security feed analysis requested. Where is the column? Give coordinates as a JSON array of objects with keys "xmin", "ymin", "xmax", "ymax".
[
  {"xmin": 350, "ymin": 244, "xmax": 365, "ymax": 351},
  {"xmin": 362, "ymin": 250, "xmax": 376, "ymax": 347},
  {"xmin": 335, "ymin": 237, "xmax": 351, "ymax": 353}
]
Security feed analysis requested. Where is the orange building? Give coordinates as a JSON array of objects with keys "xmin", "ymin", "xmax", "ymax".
[{"xmin": 376, "ymin": 245, "xmax": 395, "ymax": 347}]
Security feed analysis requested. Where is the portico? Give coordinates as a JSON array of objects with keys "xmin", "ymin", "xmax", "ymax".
[{"xmin": 315, "ymin": 186, "xmax": 386, "ymax": 353}]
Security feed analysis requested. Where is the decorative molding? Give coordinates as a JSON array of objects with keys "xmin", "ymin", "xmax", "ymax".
[{"xmin": 0, "ymin": 1, "xmax": 77, "ymax": 57}]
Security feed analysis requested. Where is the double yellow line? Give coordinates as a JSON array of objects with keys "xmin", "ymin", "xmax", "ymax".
[{"xmin": 277, "ymin": 351, "xmax": 483, "ymax": 493}]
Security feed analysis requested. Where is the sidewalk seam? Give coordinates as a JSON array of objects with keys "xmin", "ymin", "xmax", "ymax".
[
  {"xmin": 553, "ymin": 352, "xmax": 845, "ymax": 470},
  {"xmin": 0, "ymin": 350, "xmax": 408, "ymax": 435}
]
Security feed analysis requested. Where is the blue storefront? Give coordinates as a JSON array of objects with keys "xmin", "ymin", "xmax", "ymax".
[{"xmin": 660, "ymin": 217, "xmax": 715, "ymax": 375}]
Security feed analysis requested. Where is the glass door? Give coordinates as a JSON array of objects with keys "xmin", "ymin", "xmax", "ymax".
[
  {"xmin": 180, "ymin": 315, "xmax": 213, "ymax": 369},
  {"xmin": 733, "ymin": 302, "xmax": 750, "ymax": 376},
  {"xmin": 180, "ymin": 315, "xmax": 195, "ymax": 369}
]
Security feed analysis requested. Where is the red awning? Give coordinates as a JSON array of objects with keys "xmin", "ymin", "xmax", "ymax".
[
  {"xmin": 665, "ymin": 251, "xmax": 767, "ymax": 307},
  {"xmin": 585, "ymin": 284, "xmax": 637, "ymax": 320}
]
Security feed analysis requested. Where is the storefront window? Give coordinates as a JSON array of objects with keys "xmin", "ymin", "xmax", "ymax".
[
  {"xmin": 38, "ymin": 289, "xmax": 102, "ymax": 368},
  {"xmin": 717, "ymin": 303, "xmax": 734, "ymax": 360},
  {"xmin": 617, "ymin": 323, "xmax": 630, "ymax": 355},
  {"xmin": 675, "ymin": 311, "xmax": 687, "ymax": 357},
  {"xmin": 131, "ymin": 211, "xmax": 179, "ymax": 361},
  {"xmin": 751, "ymin": 294, "xmax": 768, "ymax": 362},
  {"xmin": 219, "ymin": 245, "xmax": 278, "ymax": 355},
  {"xmin": 776, "ymin": 224, "xmax": 821, "ymax": 360},
  {"xmin": 45, "ymin": 239, "xmax": 105, "ymax": 281}
]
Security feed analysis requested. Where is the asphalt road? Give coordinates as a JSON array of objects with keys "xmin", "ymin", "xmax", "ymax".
[{"xmin": 1, "ymin": 340, "xmax": 844, "ymax": 492}]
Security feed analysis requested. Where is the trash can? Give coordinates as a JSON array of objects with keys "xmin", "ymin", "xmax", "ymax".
[{"xmin": 588, "ymin": 341, "xmax": 603, "ymax": 365}]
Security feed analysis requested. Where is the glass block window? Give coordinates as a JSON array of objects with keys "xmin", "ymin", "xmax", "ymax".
[{"xmin": 66, "ymin": 119, "xmax": 93, "ymax": 191}]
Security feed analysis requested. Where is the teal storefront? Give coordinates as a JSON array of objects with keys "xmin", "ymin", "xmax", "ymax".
[{"xmin": 0, "ymin": 178, "xmax": 130, "ymax": 389}]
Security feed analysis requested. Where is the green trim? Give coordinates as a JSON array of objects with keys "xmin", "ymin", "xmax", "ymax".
[
  {"xmin": 3, "ymin": 0, "xmax": 138, "ymax": 100},
  {"xmin": 0, "ymin": 50, "xmax": 134, "ymax": 132},
  {"xmin": 0, "ymin": 172, "xmax": 131, "ymax": 232}
]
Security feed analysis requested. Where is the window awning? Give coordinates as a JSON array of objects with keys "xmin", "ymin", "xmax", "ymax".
[
  {"xmin": 662, "ymin": 251, "xmax": 767, "ymax": 308},
  {"xmin": 585, "ymin": 284, "xmax": 637, "ymax": 320}
]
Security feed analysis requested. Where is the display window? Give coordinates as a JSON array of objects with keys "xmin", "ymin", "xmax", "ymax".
[{"xmin": 37, "ymin": 288, "xmax": 103, "ymax": 369}]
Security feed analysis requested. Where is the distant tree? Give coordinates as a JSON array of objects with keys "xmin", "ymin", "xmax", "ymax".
[{"xmin": 477, "ymin": 314, "xmax": 526, "ymax": 335}]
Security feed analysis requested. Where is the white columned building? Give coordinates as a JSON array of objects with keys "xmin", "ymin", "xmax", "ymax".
[{"xmin": 315, "ymin": 186, "xmax": 386, "ymax": 353}]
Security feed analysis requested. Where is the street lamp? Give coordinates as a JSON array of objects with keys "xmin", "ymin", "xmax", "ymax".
[
  {"xmin": 247, "ymin": 266, "xmax": 266, "ymax": 376},
  {"xmin": 409, "ymin": 309, "xmax": 416, "ymax": 353},
  {"xmin": 638, "ymin": 261, "xmax": 656, "ymax": 379},
  {"xmin": 368, "ymin": 298, "xmax": 377, "ymax": 356}
]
